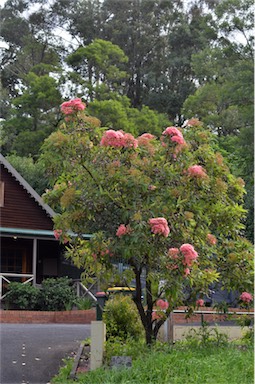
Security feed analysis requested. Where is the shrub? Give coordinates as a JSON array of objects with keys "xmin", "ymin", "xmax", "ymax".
[
  {"xmin": 183, "ymin": 322, "xmax": 229, "ymax": 347},
  {"xmin": 38, "ymin": 277, "xmax": 76, "ymax": 311},
  {"xmin": 75, "ymin": 297, "xmax": 94, "ymax": 310},
  {"xmin": 103, "ymin": 294, "xmax": 144, "ymax": 341},
  {"xmin": 104, "ymin": 336, "xmax": 146, "ymax": 365},
  {"xmin": 5, "ymin": 282, "xmax": 40, "ymax": 310}
]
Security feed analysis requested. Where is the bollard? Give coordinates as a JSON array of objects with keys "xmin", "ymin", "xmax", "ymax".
[
  {"xmin": 95, "ymin": 291, "xmax": 108, "ymax": 320},
  {"xmin": 90, "ymin": 321, "xmax": 106, "ymax": 370}
]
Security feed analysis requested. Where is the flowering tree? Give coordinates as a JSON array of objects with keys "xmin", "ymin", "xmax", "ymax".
[{"xmin": 41, "ymin": 99, "xmax": 253, "ymax": 345}]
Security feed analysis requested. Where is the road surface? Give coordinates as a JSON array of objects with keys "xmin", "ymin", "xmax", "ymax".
[{"xmin": 0, "ymin": 323, "xmax": 91, "ymax": 384}]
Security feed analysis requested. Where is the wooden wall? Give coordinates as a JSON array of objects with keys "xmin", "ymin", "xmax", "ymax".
[{"xmin": 0, "ymin": 165, "xmax": 54, "ymax": 230}]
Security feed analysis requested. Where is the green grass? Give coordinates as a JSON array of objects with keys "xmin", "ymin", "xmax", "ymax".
[{"xmin": 51, "ymin": 343, "xmax": 253, "ymax": 384}]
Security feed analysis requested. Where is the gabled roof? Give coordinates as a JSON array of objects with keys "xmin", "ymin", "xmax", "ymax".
[{"xmin": 0, "ymin": 154, "xmax": 56, "ymax": 219}]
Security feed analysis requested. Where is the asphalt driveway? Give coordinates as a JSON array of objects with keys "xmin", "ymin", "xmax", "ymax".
[{"xmin": 0, "ymin": 323, "xmax": 91, "ymax": 384}]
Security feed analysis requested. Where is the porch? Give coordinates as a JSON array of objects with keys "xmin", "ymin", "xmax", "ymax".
[{"xmin": 0, "ymin": 228, "xmax": 87, "ymax": 300}]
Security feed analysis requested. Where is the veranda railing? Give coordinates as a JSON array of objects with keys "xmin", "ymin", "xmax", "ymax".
[{"xmin": 0, "ymin": 273, "xmax": 34, "ymax": 300}]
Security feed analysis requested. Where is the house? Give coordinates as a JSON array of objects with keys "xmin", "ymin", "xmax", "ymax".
[{"xmin": 0, "ymin": 154, "xmax": 89, "ymax": 300}]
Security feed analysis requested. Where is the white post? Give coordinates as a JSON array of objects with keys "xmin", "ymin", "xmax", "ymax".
[
  {"xmin": 90, "ymin": 321, "xmax": 106, "ymax": 370},
  {"xmin": 168, "ymin": 312, "xmax": 174, "ymax": 343},
  {"xmin": 0, "ymin": 275, "xmax": 2, "ymax": 300},
  {"xmin": 32, "ymin": 238, "xmax": 37, "ymax": 286}
]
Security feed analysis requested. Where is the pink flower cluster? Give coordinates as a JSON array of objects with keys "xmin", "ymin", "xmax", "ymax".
[
  {"xmin": 60, "ymin": 98, "xmax": 86, "ymax": 115},
  {"xmin": 168, "ymin": 248, "xmax": 179, "ymax": 259},
  {"xmin": 116, "ymin": 224, "xmax": 131, "ymax": 237},
  {"xmin": 207, "ymin": 234, "xmax": 217, "ymax": 245},
  {"xmin": 182, "ymin": 118, "xmax": 201, "ymax": 127},
  {"xmin": 100, "ymin": 130, "xmax": 138, "ymax": 149},
  {"xmin": 93, "ymin": 249, "xmax": 113, "ymax": 261},
  {"xmin": 167, "ymin": 244, "xmax": 198, "ymax": 272},
  {"xmin": 187, "ymin": 165, "xmax": 207, "ymax": 179},
  {"xmin": 240, "ymin": 292, "xmax": 253, "ymax": 303},
  {"xmin": 152, "ymin": 311, "xmax": 164, "ymax": 321},
  {"xmin": 137, "ymin": 133, "xmax": 155, "ymax": 146},
  {"xmin": 196, "ymin": 299, "xmax": 204, "ymax": 307},
  {"xmin": 149, "ymin": 217, "xmax": 170, "ymax": 237},
  {"xmin": 54, "ymin": 229, "xmax": 69, "ymax": 243},
  {"xmin": 180, "ymin": 244, "xmax": 198, "ymax": 267},
  {"xmin": 156, "ymin": 299, "xmax": 169, "ymax": 310},
  {"xmin": 162, "ymin": 126, "xmax": 186, "ymax": 145},
  {"xmin": 53, "ymin": 229, "xmax": 62, "ymax": 240}
]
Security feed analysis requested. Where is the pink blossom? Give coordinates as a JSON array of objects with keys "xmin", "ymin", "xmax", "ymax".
[
  {"xmin": 187, "ymin": 165, "xmax": 207, "ymax": 179},
  {"xmin": 168, "ymin": 248, "xmax": 179, "ymax": 259},
  {"xmin": 149, "ymin": 217, "xmax": 170, "ymax": 237},
  {"xmin": 196, "ymin": 299, "xmax": 204, "ymax": 307},
  {"xmin": 100, "ymin": 130, "xmax": 124, "ymax": 147},
  {"xmin": 61, "ymin": 98, "xmax": 86, "ymax": 115},
  {"xmin": 240, "ymin": 292, "xmax": 253, "ymax": 303},
  {"xmin": 166, "ymin": 264, "xmax": 178, "ymax": 271},
  {"xmin": 171, "ymin": 135, "xmax": 185, "ymax": 145},
  {"xmin": 137, "ymin": 133, "xmax": 155, "ymax": 146},
  {"xmin": 53, "ymin": 229, "xmax": 62, "ymax": 240},
  {"xmin": 163, "ymin": 126, "xmax": 183, "ymax": 137},
  {"xmin": 207, "ymin": 234, "xmax": 217, "ymax": 245},
  {"xmin": 156, "ymin": 299, "xmax": 169, "ymax": 310},
  {"xmin": 140, "ymin": 133, "xmax": 155, "ymax": 139},
  {"xmin": 152, "ymin": 311, "xmax": 163, "ymax": 321},
  {"xmin": 151, "ymin": 311, "xmax": 160, "ymax": 321},
  {"xmin": 122, "ymin": 132, "xmax": 138, "ymax": 148},
  {"xmin": 183, "ymin": 118, "xmax": 201, "ymax": 127},
  {"xmin": 180, "ymin": 243, "xmax": 198, "ymax": 267},
  {"xmin": 184, "ymin": 268, "xmax": 190, "ymax": 277},
  {"xmin": 162, "ymin": 126, "xmax": 186, "ymax": 146},
  {"xmin": 100, "ymin": 130, "xmax": 138, "ymax": 149},
  {"xmin": 116, "ymin": 224, "xmax": 131, "ymax": 237}
]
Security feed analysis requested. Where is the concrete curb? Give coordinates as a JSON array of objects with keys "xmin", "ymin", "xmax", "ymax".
[{"xmin": 69, "ymin": 343, "xmax": 85, "ymax": 380}]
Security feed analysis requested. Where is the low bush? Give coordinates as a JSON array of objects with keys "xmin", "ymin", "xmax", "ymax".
[
  {"xmin": 4, "ymin": 277, "xmax": 77, "ymax": 311},
  {"xmin": 102, "ymin": 294, "xmax": 144, "ymax": 341},
  {"xmin": 38, "ymin": 277, "xmax": 76, "ymax": 311},
  {"xmin": 5, "ymin": 282, "xmax": 40, "ymax": 310},
  {"xmin": 104, "ymin": 336, "xmax": 146, "ymax": 365},
  {"xmin": 183, "ymin": 322, "xmax": 229, "ymax": 347},
  {"xmin": 75, "ymin": 297, "xmax": 94, "ymax": 310}
]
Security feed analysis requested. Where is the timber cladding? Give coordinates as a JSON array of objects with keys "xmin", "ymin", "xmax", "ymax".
[{"xmin": 0, "ymin": 165, "xmax": 53, "ymax": 230}]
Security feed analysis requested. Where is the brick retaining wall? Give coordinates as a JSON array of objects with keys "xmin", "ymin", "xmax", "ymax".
[
  {"xmin": 0, "ymin": 307, "xmax": 252, "ymax": 324},
  {"xmin": 172, "ymin": 306, "xmax": 253, "ymax": 324},
  {"xmin": 0, "ymin": 309, "xmax": 96, "ymax": 324}
]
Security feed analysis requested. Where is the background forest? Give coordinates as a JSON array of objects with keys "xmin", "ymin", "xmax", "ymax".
[{"xmin": 0, "ymin": 0, "xmax": 254, "ymax": 241}]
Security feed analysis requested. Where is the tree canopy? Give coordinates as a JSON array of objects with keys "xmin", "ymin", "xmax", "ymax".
[
  {"xmin": 0, "ymin": 0, "xmax": 253, "ymax": 266},
  {"xmin": 41, "ymin": 100, "xmax": 253, "ymax": 344}
]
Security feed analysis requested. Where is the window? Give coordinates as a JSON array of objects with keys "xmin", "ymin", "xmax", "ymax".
[{"xmin": 1, "ymin": 248, "xmax": 23, "ymax": 273}]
